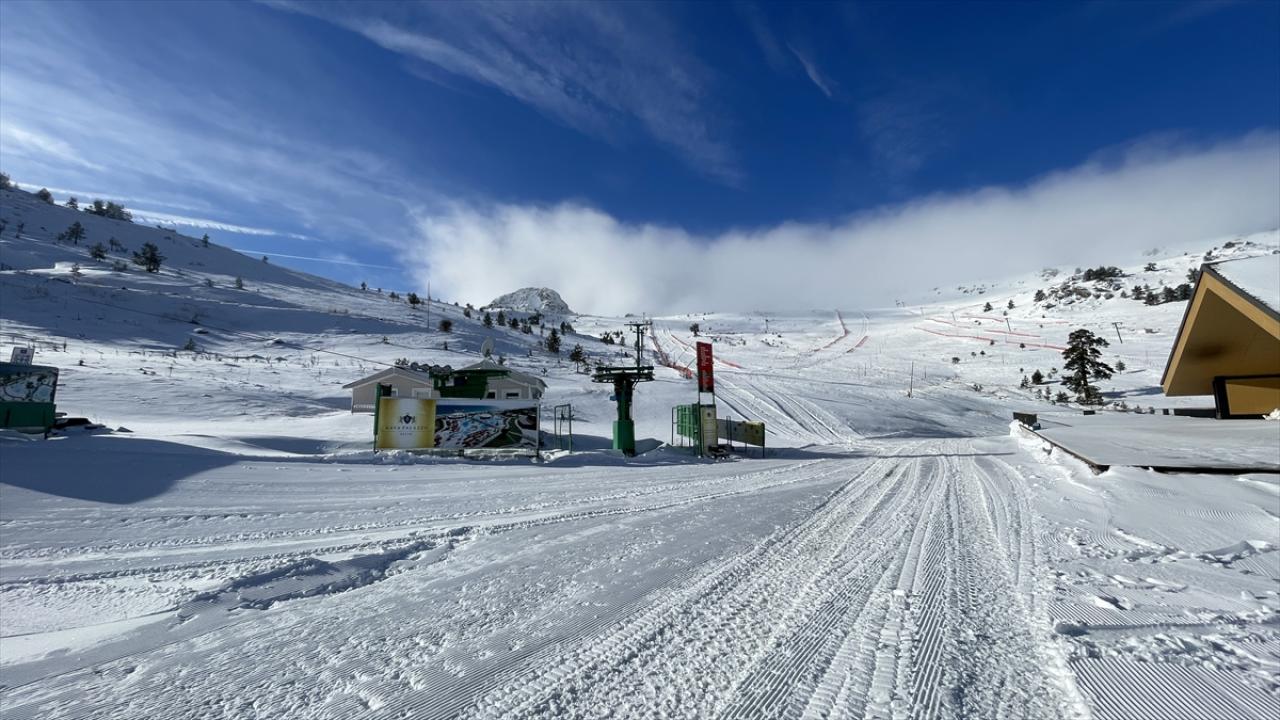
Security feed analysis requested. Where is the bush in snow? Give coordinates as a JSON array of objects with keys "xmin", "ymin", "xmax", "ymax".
[
  {"xmin": 235, "ymin": 276, "xmax": 245, "ymax": 289},
  {"xmin": 89, "ymin": 243, "xmax": 107, "ymax": 261},
  {"xmin": 86, "ymin": 199, "xmax": 133, "ymax": 222},
  {"xmin": 983, "ymin": 301, "xmax": 993, "ymax": 312},
  {"xmin": 132, "ymin": 242, "xmax": 165, "ymax": 272},
  {"xmin": 0, "ymin": 171, "xmax": 10, "ymax": 189},
  {"xmin": 59, "ymin": 221, "xmax": 86, "ymax": 245},
  {"xmin": 36, "ymin": 188, "xmax": 54, "ymax": 203},
  {"xmin": 65, "ymin": 196, "xmax": 79, "ymax": 210},
  {"xmin": 690, "ymin": 322, "xmax": 700, "ymax": 336},
  {"xmin": 438, "ymin": 318, "xmax": 453, "ymax": 332},
  {"xmin": 407, "ymin": 292, "xmax": 421, "ymax": 306}
]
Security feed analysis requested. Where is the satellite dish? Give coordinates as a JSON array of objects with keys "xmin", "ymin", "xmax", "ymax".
[{"xmin": 481, "ymin": 338, "xmax": 494, "ymax": 357}]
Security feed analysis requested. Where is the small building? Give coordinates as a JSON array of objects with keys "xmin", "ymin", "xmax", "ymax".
[
  {"xmin": 343, "ymin": 366, "xmax": 439, "ymax": 413},
  {"xmin": 436, "ymin": 359, "xmax": 546, "ymax": 401},
  {"xmin": 1162, "ymin": 255, "xmax": 1280, "ymax": 418},
  {"xmin": 343, "ymin": 359, "xmax": 545, "ymax": 413}
]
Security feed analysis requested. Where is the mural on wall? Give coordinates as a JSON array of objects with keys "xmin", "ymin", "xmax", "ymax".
[
  {"xmin": 377, "ymin": 398, "xmax": 538, "ymax": 450},
  {"xmin": 0, "ymin": 366, "xmax": 58, "ymax": 404}
]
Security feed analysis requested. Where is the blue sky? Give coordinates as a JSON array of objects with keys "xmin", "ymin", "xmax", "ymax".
[{"xmin": 2, "ymin": 0, "xmax": 1278, "ymax": 312}]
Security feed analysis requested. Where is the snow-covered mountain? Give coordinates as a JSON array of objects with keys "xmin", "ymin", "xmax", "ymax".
[{"xmin": 486, "ymin": 286, "xmax": 573, "ymax": 315}]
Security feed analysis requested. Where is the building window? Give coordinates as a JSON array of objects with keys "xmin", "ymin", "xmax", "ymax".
[
  {"xmin": 505, "ymin": 391, "xmax": 521, "ymax": 399},
  {"xmin": 486, "ymin": 391, "xmax": 496, "ymax": 399}
]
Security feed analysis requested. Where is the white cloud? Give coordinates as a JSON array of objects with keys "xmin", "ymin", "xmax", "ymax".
[{"xmin": 406, "ymin": 133, "xmax": 1280, "ymax": 315}]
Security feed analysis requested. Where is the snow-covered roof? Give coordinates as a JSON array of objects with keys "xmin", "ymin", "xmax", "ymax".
[
  {"xmin": 459, "ymin": 358, "xmax": 546, "ymax": 388},
  {"xmin": 341, "ymin": 366, "xmax": 432, "ymax": 389},
  {"xmin": 1210, "ymin": 254, "xmax": 1280, "ymax": 315}
]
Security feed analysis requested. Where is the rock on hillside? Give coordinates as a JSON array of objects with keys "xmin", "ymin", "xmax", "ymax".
[{"xmin": 487, "ymin": 287, "xmax": 573, "ymax": 315}]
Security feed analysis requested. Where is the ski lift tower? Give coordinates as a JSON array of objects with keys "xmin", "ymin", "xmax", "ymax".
[{"xmin": 591, "ymin": 320, "xmax": 655, "ymax": 456}]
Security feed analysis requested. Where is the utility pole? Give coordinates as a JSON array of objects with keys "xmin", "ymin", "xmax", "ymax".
[
  {"xmin": 907, "ymin": 361, "xmax": 914, "ymax": 397},
  {"xmin": 426, "ymin": 280, "xmax": 431, "ymax": 335},
  {"xmin": 1111, "ymin": 322, "xmax": 1124, "ymax": 344}
]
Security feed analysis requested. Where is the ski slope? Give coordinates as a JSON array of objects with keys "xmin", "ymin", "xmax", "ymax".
[{"xmin": 2, "ymin": 189, "xmax": 1278, "ymax": 719}]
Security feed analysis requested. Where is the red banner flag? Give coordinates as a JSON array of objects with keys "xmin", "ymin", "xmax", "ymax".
[{"xmin": 696, "ymin": 341, "xmax": 714, "ymax": 392}]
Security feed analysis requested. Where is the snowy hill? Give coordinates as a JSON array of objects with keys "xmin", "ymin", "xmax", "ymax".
[{"xmin": 486, "ymin": 286, "xmax": 573, "ymax": 315}]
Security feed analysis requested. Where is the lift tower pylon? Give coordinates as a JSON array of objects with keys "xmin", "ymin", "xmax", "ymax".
[{"xmin": 591, "ymin": 320, "xmax": 655, "ymax": 456}]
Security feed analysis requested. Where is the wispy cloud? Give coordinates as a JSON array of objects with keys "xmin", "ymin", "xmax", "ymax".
[
  {"xmin": 0, "ymin": 124, "xmax": 105, "ymax": 172},
  {"xmin": 857, "ymin": 81, "xmax": 965, "ymax": 181},
  {"xmin": 232, "ymin": 249, "xmax": 398, "ymax": 269},
  {"xmin": 787, "ymin": 45, "xmax": 836, "ymax": 99},
  {"xmin": 0, "ymin": 1, "xmax": 423, "ymax": 250},
  {"xmin": 129, "ymin": 210, "xmax": 311, "ymax": 240},
  {"xmin": 270, "ymin": 1, "xmax": 741, "ymax": 185},
  {"xmin": 404, "ymin": 133, "xmax": 1280, "ymax": 314}
]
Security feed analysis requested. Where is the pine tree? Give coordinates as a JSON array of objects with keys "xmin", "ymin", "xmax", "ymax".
[
  {"xmin": 508, "ymin": 317, "xmax": 519, "ymax": 329},
  {"xmin": 1031, "ymin": 369, "xmax": 1044, "ymax": 384},
  {"xmin": 1062, "ymin": 328, "xmax": 1113, "ymax": 404},
  {"xmin": 497, "ymin": 310, "xmax": 506, "ymax": 326},
  {"xmin": 483, "ymin": 311, "xmax": 493, "ymax": 328},
  {"xmin": 64, "ymin": 221, "xmax": 86, "ymax": 245},
  {"xmin": 132, "ymin": 242, "xmax": 164, "ymax": 272},
  {"xmin": 1116, "ymin": 359, "xmax": 1126, "ymax": 372},
  {"xmin": 983, "ymin": 301, "xmax": 993, "ymax": 312},
  {"xmin": 0, "ymin": 171, "xmax": 10, "ymax": 189},
  {"xmin": 35, "ymin": 188, "xmax": 54, "ymax": 203},
  {"xmin": 407, "ymin": 292, "xmax": 421, "ymax": 306},
  {"xmin": 690, "ymin": 322, "xmax": 700, "ymax": 336},
  {"xmin": 89, "ymin": 242, "xmax": 107, "ymax": 260},
  {"xmin": 65, "ymin": 196, "xmax": 79, "ymax": 210},
  {"xmin": 438, "ymin": 318, "xmax": 453, "ymax": 332},
  {"xmin": 569, "ymin": 343, "xmax": 585, "ymax": 364},
  {"xmin": 235, "ymin": 276, "xmax": 245, "ymax": 290},
  {"xmin": 202, "ymin": 234, "xmax": 210, "ymax": 248},
  {"xmin": 1007, "ymin": 299, "xmax": 1015, "ymax": 310},
  {"xmin": 546, "ymin": 328, "xmax": 561, "ymax": 354}
]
